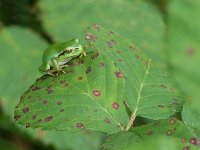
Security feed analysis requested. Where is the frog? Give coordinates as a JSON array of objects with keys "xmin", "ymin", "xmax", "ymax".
[{"xmin": 39, "ymin": 38, "xmax": 86, "ymax": 76}]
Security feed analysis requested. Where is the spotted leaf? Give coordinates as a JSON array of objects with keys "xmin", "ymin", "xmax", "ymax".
[
  {"xmin": 86, "ymin": 25, "xmax": 181, "ymax": 130},
  {"xmin": 102, "ymin": 119, "xmax": 200, "ymax": 150},
  {"xmin": 14, "ymin": 50, "xmax": 128, "ymax": 133},
  {"xmin": 167, "ymin": 0, "xmax": 200, "ymax": 133}
]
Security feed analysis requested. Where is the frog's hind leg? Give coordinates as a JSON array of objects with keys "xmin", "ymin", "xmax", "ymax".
[{"xmin": 51, "ymin": 58, "xmax": 65, "ymax": 73}]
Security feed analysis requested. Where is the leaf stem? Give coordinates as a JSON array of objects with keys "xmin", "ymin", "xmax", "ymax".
[{"xmin": 125, "ymin": 112, "xmax": 136, "ymax": 131}]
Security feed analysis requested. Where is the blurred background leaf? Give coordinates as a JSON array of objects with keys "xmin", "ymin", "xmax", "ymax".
[
  {"xmin": 39, "ymin": 0, "xmax": 165, "ymax": 62},
  {"xmin": 167, "ymin": 0, "xmax": 200, "ymax": 136}
]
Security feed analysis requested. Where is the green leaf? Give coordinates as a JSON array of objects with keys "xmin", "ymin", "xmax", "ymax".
[
  {"xmin": 101, "ymin": 131, "xmax": 141, "ymax": 150},
  {"xmin": 102, "ymin": 119, "xmax": 200, "ymax": 150},
  {"xmin": 39, "ymin": 0, "xmax": 165, "ymax": 62},
  {"xmin": 15, "ymin": 49, "xmax": 128, "ymax": 133},
  {"xmin": 167, "ymin": 0, "xmax": 200, "ymax": 130},
  {"xmin": 86, "ymin": 25, "xmax": 181, "ymax": 130},
  {"xmin": 0, "ymin": 26, "xmax": 48, "ymax": 116}
]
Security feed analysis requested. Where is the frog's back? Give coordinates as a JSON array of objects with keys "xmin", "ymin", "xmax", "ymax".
[{"xmin": 42, "ymin": 43, "xmax": 63, "ymax": 63}]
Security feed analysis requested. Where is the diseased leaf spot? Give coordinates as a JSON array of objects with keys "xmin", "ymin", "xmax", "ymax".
[
  {"xmin": 76, "ymin": 123, "xmax": 84, "ymax": 128},
  {"xmin": 32, "ymin": 114, "xmax": 37, "ymax": 120},
  {"xmin": 57, "ymin": 101, "xmax": 62, "ymax": 105},
  {"xmin": 182, "ymin": 146, "xmax": 190, "ymax": 150},
  {"xmin": 26, "ymin": 123, "xmax": 30, "ymax": 128},
  {"xmin": 130, "ymin": 45, "xmax": 136, "ymax": 51},
  {"xmin": 14, "ymin": 115, "xmax": 21, "ymax": 121},
  {"xmin": 99, "ymin": 62, "xmax": 105, "ymax": 67},
  {"xmin": 78, "ymin": 76, "xmax": 83, "ymax": 80},
  {"xmin": 116, "ymin": 50, "xmax": 121, "ymax": 54},
  {"xmin": 115, "ymin": 72, "xmax": 123, "ymax": 78},
  {"xmin": 112, "ymin": 102, "xmax": 119, "ymax": 109},
  {"xmin": 91, "ymin": 52, "xmax": 99, "ymax": 59},
  {"xmin": 166, "ymin": 129, "xmax": 173, "ymax": 136},
  {"xmin": 92, "ymin": 24, "xmax": 100, "ymax": 31},
  {"xmin": 42, "ymin": 99, "xmax": 48, "ymax": 104},
  {"xmin": 32, "ymin": 86, "xmax": 41, "ymax": 91},
  {"xmin": 118, "ymin": 58, "xmax": 123, "ymax": 62},
  {"xmin": 181, "ymin": 138, "xmax": 186, "ymax": 143},
  {"xmin": 186, "ymin": 47, "xmax": 195, "ymax": 56},
  {"xmin": 86, "ymin": 66, "xmax": 92, "ymax": 74},
  {"xmin": 107, "ymin": 39, "xmax": 116, "ymax": 48},
  {"xmin": 169, "ymin": 118, "xmax": 176, "ymax": 124},
  {"xmin": 45, "ymin": 116, "xmax": 53, "ymax": 122},
  {"xmin": 78, "ymin": 60, "xmax": 84, "ymax": 65},
  {"xmin": 38, "ymin": 119, "xmax": 42, "ymax": 123},
  {"xmin": 160, "ymin": 84, "xmax": 167, "ymax": 88},
  {"xmin": 158, "ymin": 105, "xmax": 164, "ymax": 108},
  {"xmin": 93, "ymin": 90, "xmax": 101, "ymax": 96},
  {"xmin": 147, "ymin": 129, "xmax": 154, "ymax": 136},
  {"xmin": 60, "ymin": 80, "xmax": 66, "ymax": 84},
  {"xmin": 108, "ymin": 31, "xmax": 114, "ymax": 35},
  {"xmin": 189, "ymin": 138, "xmax": 199, "ymax": 145},
  {"xmin": 104, "ymin": 117, "xmax": 111, "ymax": 124},
  {"xmin": 86, "ymin": 32, "xmax": 96, "ymax": 41},
  {"xmin": 22, "ymin": 107, "xmax": 29, "ymax": 113},
  {"xmin": 60, "ymin": 109, "xmax": 64, "ymax": 112},
  {"xmin": 46, "ymin": 86, "xmax": 53, "ymax": 94}
]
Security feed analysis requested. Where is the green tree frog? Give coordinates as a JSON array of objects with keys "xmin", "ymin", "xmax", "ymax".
[{"xmin": 39, "ymin": 38, "xmax": 86, "ymax": 76}]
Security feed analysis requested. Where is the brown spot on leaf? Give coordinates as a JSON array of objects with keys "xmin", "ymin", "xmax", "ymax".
[
  {"xmin": 22, "ymin": 107, "xmax": 29, "ymax": 113},
  {"xmin": 107, "ymin": 39, "xmax": 116, "ymax": 48},
  {"xmin": 45, "ymin": 116, "xmax": 53, "ymax": 122},
  {"xmin": 60, "ymin": 109, "xmax": 64, "ymax": 112},
  {"xmin": 147, "ymin": 129, "xmax": 154, "ymax": 136},
  {"xmin": 182, "ymin": 146, "xmax": 190, "ymax": 150},
  {"xmin": 78, "ymin": 60, "xmax": 84, "ymax": 65},
  {"xmin": 169, "ymin": 118, "xmax": 176, "ymax": 124},
  {"xmin": 160, "ymin": 84, "xmax": 167, "ymax": 88},
  {"xmin": 112, "ymin": 102, "xmax": 119, "ymax": 109},
  {"xmin": 91, "ymin": 52, "xmax": 99, "ymax": 59},
  {"xmin": 104, "ymin": 117, "xmax": 111, "ymax": 124},
  {"xmin": 86, "ymin": 66, "xmax": 92, "ymax": 74},
  {"xmin": 166, "ymin": 129, "xmax": 173, "ymax": 136},
  {"xmin": 181, "ymin": 138, "xmax": 186, "ymax": 143},
  {"xmin": 26, "ymin": 123, "xmax": 30, "ymax": 128},
  {"xmin": 92, "ymin": 24, "xmax": 100, "ymax": 31},
  {"xmin": 93, "ymin": 90, "xmax": 101, "ymax": 96},
  {"xmin": 76, "ymin": 123, "xmax": 84, "ymax": 128},
  {"xmin": 86, "ymin": 32, "xmax": 96, "ymax": 41},
  {"xmin": 46, "ymin": 86, "xmax": 53, "ymax": 94},
  {"xmin": 99, "ymin": 62, "xmax": 105, "ymax": 67},
  {"xmin": 78, "ymin": 76, "xmax": 83, "ymax": 80},
  {"xmin": 115, "ymin": 72, "xmax": 123, "ymax": 78},
  {"xmin": 42, "ymin": 99, "xmax": 48, "ymax": 104},
  {"xmin": 32, "ymin": 114, "xmax": 37, "ymax": 120},
  {"xmin": 186, "ymin": 47, "xmax": 195, "ymax": 56},
  {"xmin": 158, "ymin": 105, "xmax": 164, "ymax": 108},
  {"xmin": 57, "ymin": 101, "xmax": 62, "ymax": 105},
  {"xmin": 14, "ymin": 115, "xmax": 21, "ymax": 121},
  {"xmin": 189, "ymin": 138, "xmax": 199, "ymax": 145},
  {"xmin": 116, "ymin": 50, "xmax": 121, "ymax": 54},
  {"xmin": 32, "ymin": 86, "xmax": 41, "ymax": 91}
]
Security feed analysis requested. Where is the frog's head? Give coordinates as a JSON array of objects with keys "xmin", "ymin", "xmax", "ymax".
[{"xmin": 62, "ymin": 38, "xmax": 83, "ymax": 57}]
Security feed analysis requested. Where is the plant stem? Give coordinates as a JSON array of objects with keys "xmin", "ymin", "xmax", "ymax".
[{"xmin": 125, "ymin": 112, "xmax": 136, "ymax": 131}]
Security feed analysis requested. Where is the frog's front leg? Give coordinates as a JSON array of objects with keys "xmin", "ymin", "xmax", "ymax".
[
  {"xmin": 79, "ymin": 50, "xmax": 87, "ymax": 58},
  {"xmin": 51, "ymin": 58, "xmax": 65, "ymax": 74}
]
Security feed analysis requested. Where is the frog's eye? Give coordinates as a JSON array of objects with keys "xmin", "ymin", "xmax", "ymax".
[
  {"xmin": 66, "ymin": 49, "xmax": 73, "ymax": 54},
  {"xmin": 75, "ymin": 47, "xmax": 80, "ymax": 50}
]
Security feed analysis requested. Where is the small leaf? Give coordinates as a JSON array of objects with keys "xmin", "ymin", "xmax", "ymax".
[
  {"xmin": 15, "ymin": 50, "xmax": 128, "ymax": 133},
  {"xmin": 86, "ymin": 25, "xmax": 181, "ymax": 130},
  {"xmin": 102, "ymin": 119, "xmax": 200, "ymax": 150},
  {"xmin": 0, "ymin": 26, "xmax": 48, "ymax": 116},
  {"xmin": 167, "ymin": 0, "xmax": 200, "ymax": 131}
]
